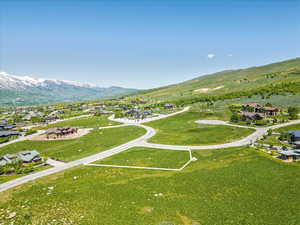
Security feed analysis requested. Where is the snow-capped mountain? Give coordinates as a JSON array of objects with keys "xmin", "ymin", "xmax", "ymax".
[
  {"xmin": 0, "ymin": 72, "xmax": 138, "ymax": 106},
  {"xmin": 0, "ymin": 72, "xmax": 97, "ymax": 89}
]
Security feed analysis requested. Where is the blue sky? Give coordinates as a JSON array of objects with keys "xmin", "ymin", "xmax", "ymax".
[{"xmin": 1, "ymin": 0, "xmax": 299, "ymax": 89}]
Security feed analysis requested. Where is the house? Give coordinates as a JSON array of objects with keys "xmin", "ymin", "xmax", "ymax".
[
  {"xmin": 242, "ymin": 103, "xmax": 262, "ymax": 112},
  {"xmin": 0, "ymin": 150, "xmax": 41, "ymax": 166},
  {"xmin": 164, "ymin": 103, "xmax": 176, "ymax": 109},
  {"xmin": 0, "ymin": 124, "xmax": 16, "ymax": 130},
  {"xmin": 288, "ymin": 130, "xmax": 300, "ymax": 148},
  {"xmin": 262, "ymin": 107, "xmax": 279, "ymax": 116},
  {"xmin": 18, "ymin": 150, "xmax": 41, "ymax": 163},
  {"xmin": 0, "ymin": 130, "xmax": 21, "ymax": 138},
  {"xmin": 95, "ymin": 105, "xmax": 106, "ymax": 110},
  {"xmin": 288, "ymin": 130, "xmax": 300, "ymax": 142},
  {"xmin": 240, "ymin": 112, "xmax": 265, "ymax": 121},
  {"xmin": 46, "ymin": 127, "xmax": 78, "ymax": 139},
  {"xmin": 279, "ymin": 150, "xmax": 300, "ymax": 162},
  {"xmin": 124, "ymin": 109, "xmax": 151, "ymax": 119},
  {"xmin": 98, "ymin": 110, "xmax": 113, "ymax": 115},
  {"xmin": 0, "ymin": 154, "xmax": 19, "ymax": 166},
  {"xmin": 125, "ymin": 109, "xmax": 140, "ymax": 116},
  {"xmin": 242, "ymin": 104, "xmax": 279, "ymax": 116},
  {"xmin": 44, "ymin": 115, "xmax": 59, "ymax": 122}
]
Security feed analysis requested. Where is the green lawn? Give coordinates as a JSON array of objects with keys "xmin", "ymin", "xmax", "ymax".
[
  {"xmin": 1, "ymin": 147, "xmax": 299, "ymax": 225},
  {"xmin": 145, "ymin": 111, "xmax": 255, "ymax": 145},
  {"xmin": 257, "ymin": 135, "xmax": 291, "ymax": 147},
  {"xmin": 36, "ymin": 115, "xmax": 120, "ymax": 130},
  {"xmin": 0, "ymin": 126, "xmax": 146, "ymax": 162},
  {"xmin": 95, "ymin": 147, "xmax": 190, "ymax": 168}
]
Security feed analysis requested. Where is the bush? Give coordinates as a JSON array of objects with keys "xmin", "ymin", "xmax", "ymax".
[
  {"xmin": 0, "ymin": 137, "xmax": 10, "ymax": 144},
  {"xmin": 255, "ymin": 120, "xmax": 268, "ymax": 126},
  {"xmin": 230, "ymin": 113, "xmax": 240, "ymax": 122},
  {"xmin": 114, "ymin": 111, "xmax": 124, "ymax": 118},
  {"xmin": 267, "ymin": 129, "xmax": 273, "ymax": 136},
  {"xmin": 288, "ymin": 107, "xmax": 299, "ymax": 120}
]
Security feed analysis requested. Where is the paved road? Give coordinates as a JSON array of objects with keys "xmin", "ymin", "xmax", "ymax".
[{"xmin": 1, "ymin": 107, "xmax": 300, "ymax": 192}]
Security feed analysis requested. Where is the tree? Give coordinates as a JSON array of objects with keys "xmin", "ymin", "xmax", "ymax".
[
  {"xmin": 265, "ymin": 102, "xmax": 272, "ymax": 107},
  {"xmin": 230, "ymin": 113, "xmax": 240, "ymax": 122},
  {"xmin": 288, "ymin": 107, "xmax": 299, "ymax": 120}
]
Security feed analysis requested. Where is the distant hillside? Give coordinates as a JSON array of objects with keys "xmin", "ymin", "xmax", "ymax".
[
  {"xmin": 0, "ymin": 72, "xmax": 139, "ymax": 106},
  {"xmin": 135, "ymin": 58, "xmax": 300, "ymax": 103}
]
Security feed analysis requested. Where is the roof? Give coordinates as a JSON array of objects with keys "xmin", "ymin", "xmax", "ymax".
[
  {"xmin": 241, "ymin": 112, "xmax": 264, "ymax": 117},
  {"xmin": 263, "ymin": 107, "xmax": 279, "ymax": 111},
  {"xmin": 0, "ymin": 124, "xmax": 16, "ymax": 129},
  {"xmin": 164, "ymin": 103, "xmax": 175, "ymax": 106},
  {"xmin": 244, "ymin": 103, "xmax": 261, "ymax": 108},
  {"xmin": 18, "ymin": 150, "xmax": 40, "ymax": 162},
  {"xmin": 279, "ymin": 150, "xmax": 300, "ymax": 156},
  {"xmin": 0, "ymin": 130, "xmax": 21, "ymax": 137},
  {"xmin": 288, "ymin": 130, "xmax": 300, "ymax": 137}
]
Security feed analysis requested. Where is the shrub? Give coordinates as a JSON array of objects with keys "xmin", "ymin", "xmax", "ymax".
[
  {"xmin": 0, "ymin": 137, "xmax": 10, "ymax": 144},
  {"xmin": 288, "ymin": 107, "xmax": 299, "ymax": 120},
  {"xmin": 230, "ymin": 113, "xmax": 240, "ymax": 122},
  {"xmin": 255, "ymin": 120, "xmax": 268, "ymax": 126}
]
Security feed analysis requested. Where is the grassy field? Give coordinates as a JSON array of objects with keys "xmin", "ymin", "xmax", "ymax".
[
  {"xmin": 95, "ymin": 147, "xmax": 190, "ymax": 168},
  {"xmin": 0, "ymin": 126, "xmax": 146, "ymax": 162},
  {"xmin": 136, "ymin": 58, "xmax": 300, "ymax": 100},
  {"xmin": 1, "ymin": 147, "xmax": 299, "ymax": 224},
  {"xmin": 36, "ymin": 115, "xmax": 120, "ymax": 130},
  {"xmin": 145, "ymin": 111, "xmax": 255, "ymax": 146}
]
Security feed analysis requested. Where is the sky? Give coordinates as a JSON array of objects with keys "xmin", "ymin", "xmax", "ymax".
[{"xmin": 0, "ymin": 0, "xmax": 300, "ymax": 89}]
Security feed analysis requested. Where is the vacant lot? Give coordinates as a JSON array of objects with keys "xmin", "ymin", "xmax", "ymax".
[
  {"xmin": 145, "ymin": 111, "xmax": 254, "ymax": 145},
  {"xmin": 95, "ymin": 147, "xmax": 190, "ymax": 168},
  {"xmin": 0, "ymin": 126, "xmax": 146, "ymax": 162},
  {"xmin": 0, "ymin": 147, "xmax": 299, "ymax": 225},
  {"xmin": 36, "ymin": 115, "xmax": 120, "ymax": 130}
]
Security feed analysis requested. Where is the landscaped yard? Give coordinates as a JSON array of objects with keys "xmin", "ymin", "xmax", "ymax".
[
  {"xmin": 275, "ymin": 123, "xmax": 300, "ymax": 133},
  {"xmin": 36, "ymin": 115, "xmax": 120, "ymax": 130},
  {"xmin": 0, "ymin": 165, "xmax": 52, "ymax": 184},
  {"xmin": 1, "ymin": 147, "xmax": 299, "ymax": 225},
  {"xmin": 145, "ymin": 111, "xmax": 255, "ymax": 145},
  {"xmin": 94, "ymin": 147, "xmax": 190, "ymax": 168},
  {"xmin": 0, "ymin": 126, "xmax": 146, "ymax": 162},
  {"xmin": 257, "ymin": 134, "xmax": 290, "ymax": 147}
]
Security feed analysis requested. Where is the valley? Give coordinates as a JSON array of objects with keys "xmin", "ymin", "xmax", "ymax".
[{"xmin": 0, "ymin": 58, "xmax": 300, "ymax": 225}]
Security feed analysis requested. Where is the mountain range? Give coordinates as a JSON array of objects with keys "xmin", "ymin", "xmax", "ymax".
[{"xmin": 0, "ymin": 72, "xmax": 138, "ymax": 106}]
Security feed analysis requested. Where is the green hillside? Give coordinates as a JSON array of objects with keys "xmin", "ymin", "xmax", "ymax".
[{"xmin": 135, "ymin": 58, "xmax": 300, "ymax": 103}]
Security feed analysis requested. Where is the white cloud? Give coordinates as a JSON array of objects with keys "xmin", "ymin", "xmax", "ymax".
[
  {"xmin": 228, "ymin": 54, "xmax": 233, "ymax": 57},
  {"xmin": 207, "ymin": 54, "xmax": 215, "ymax": 59}
]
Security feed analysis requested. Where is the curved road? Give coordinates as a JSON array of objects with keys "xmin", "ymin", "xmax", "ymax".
[{"xmin": 1, "ymin": 107, "xmax": 300, "ymax": 192}]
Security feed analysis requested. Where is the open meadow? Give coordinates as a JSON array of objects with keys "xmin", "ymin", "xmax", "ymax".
[
  {"xmin": 94, "ymin": 147, "xmax": 190, "ymax": 168},
  {"xmin": 0, "ymin": 147, "xmax": 299, "ymax": 225},
  {"xmin": 35, "ymin": 115, "xmax": 120, "ymax": 130},
  {"xmin": 145, "ymin": 111, "xmax": 255, "ymax": 146}
]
